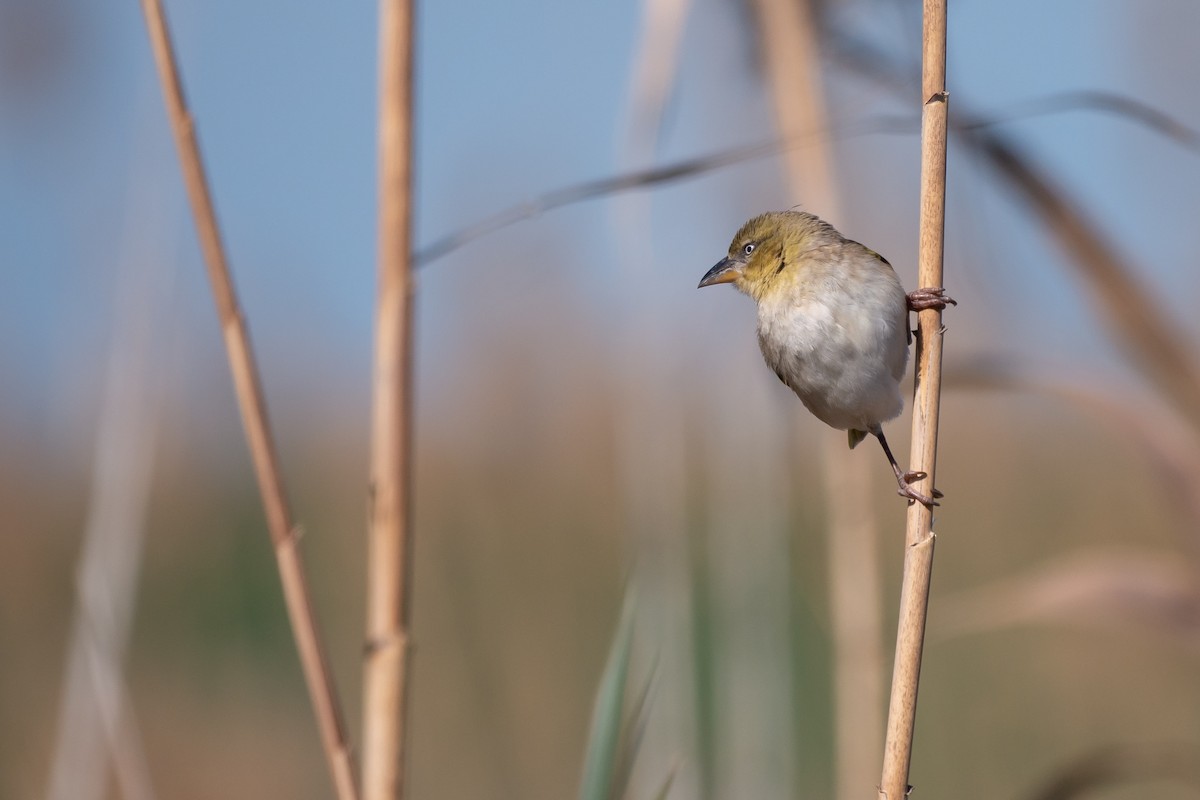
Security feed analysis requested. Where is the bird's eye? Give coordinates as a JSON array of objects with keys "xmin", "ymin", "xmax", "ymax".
[{"xmin": 743, "ymin": 243, "xmax": 756, "ymax": 255}]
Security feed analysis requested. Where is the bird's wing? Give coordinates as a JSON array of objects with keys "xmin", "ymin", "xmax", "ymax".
[
  {"xmin": 849, "ymin": 240, "xmax": 914, "ymax": 346},
  {"xmin": 845, "ymin": 239, "xmax": 893, "ymax": 271}
]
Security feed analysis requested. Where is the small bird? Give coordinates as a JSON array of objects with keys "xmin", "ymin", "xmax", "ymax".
[{"xmin": 698, "ymin": 210, "xmax": 953, "ymax": 507}]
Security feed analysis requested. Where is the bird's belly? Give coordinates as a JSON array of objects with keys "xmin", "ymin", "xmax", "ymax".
[{"xmin": 757, "ymin": 301, "xmax": 905, "ymax": 431}]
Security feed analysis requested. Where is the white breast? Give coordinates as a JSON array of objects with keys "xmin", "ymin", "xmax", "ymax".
[{"xmin": 756, "ymin": 275, "xmax": 908, "ymax": 432}]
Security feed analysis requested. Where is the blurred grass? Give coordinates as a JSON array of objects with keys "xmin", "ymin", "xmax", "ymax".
[
  {"xmin": 4, "ymin": 344, "xmax": 1200, "ymax": 798},
  {"xmin": 577, "ymin": 590, "xmax": 634, "ymax": 800},
  {"xmin": 6, "ymin": 1, "xmax": 1200, "ymax": 797}
]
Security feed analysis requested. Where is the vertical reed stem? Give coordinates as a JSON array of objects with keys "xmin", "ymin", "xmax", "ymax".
[
  {"xmin": 363, "ymin": 1, "xmax": 416, "ymax": 799},
  {"xmin": 878, "ymin": 0, "xmax": 948, "ymax": 797},
  {"xmin": 751, "ymin": 0, "xmax": 886, "ymax": 795},
  {"xmin": 137, "ymin": 3, "xmax": 359, "ymax": 798}
]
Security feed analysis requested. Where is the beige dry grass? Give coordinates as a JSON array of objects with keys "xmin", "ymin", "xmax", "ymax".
[
  {"xmin": 878, "ymin": 1, "xmax": 950, "ymax": 797},
  {"xmin": 137, "ymin": 2, "xmax": 359, "ymax": 798},
  {"xmin": 748, "ymin": 0, "xmax": 885, "ymax": 796},
  {"xmin": 363, "ymin": 2, "xmax": 417, "ymax": 800}
]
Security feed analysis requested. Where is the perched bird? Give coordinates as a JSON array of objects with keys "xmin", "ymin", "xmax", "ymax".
[{"xmin": 698, "ymin": 210, "xmax": 953, "ymax": 507}]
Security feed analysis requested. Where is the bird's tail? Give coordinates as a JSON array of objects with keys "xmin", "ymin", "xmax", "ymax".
[{"xmin": 847, "ymin": 428, "xmax": 868, "ymax": 449}]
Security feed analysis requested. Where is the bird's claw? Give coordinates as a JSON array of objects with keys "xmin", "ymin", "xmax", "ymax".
[
  {"xmin": 897, "ymin": 470, "xmax": 940, "ymax": 507},
  {"xmin": 906, "ymin": 287, "xmax": 956, "ymax": 312}
]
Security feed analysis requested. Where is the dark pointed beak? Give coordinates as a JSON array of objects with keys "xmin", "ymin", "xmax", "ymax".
[{"xmin": 698, "ymin": 257, "xmax": 741, "ymax": 288}]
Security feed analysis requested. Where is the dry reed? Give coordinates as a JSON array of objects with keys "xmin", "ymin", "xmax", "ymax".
[
  {"xmin": 1025, "ymin": 743, "xmax": 1200, "ymax": 800},
  {"xmin": 612, "ymin": 0, "xmax": 694, "ymax": 792},
  {"xmin": 46, "ymin": 206, "xmax": 164, "ymax": 800},
  {"xmin": 362, "ymin": 1, "xmax": 416, "ymax": 799},
  {"xmin": 748, "ymin": 0, "xmax": 884, "ymax": 796},
  {"xmin": 960, "ymin": 126, "xmax": 1200, "ymax": 428},
  {"xmin": 947, "ymin": 360, "xmax": 1200, "ymax": 549},
  {"xmin": 414, "ymin": 89, "xmax": 1199, "ymax": 269},
  {"xmin": 878, "ymin": 1, "xmax": 949, "ymax": 797},
  {"xmin": 137, "ymin": 2, "xmax": 359, "ymax": 798}
]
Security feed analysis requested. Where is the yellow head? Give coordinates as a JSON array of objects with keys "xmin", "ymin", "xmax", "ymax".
[{"xmin": 697, "ymin": 211, "xmax": 837, "ymax": 302}]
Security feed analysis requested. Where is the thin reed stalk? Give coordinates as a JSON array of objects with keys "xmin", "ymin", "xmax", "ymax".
[
  {"xmin": 947, "ymin": 359, "xmax": 1200, "ymax": 551},
  {"xmin": 363, "ymin": 1, "xmax": 416, "ymax": 799},
  {"xmin": 823, "ymin": 440, "xmax": 883, "ymax": 799},
  {"xmin": 1025, "ymin": 743, "xmax": 1200, "ymax": 800},
  {"xmin": 415, "ymin": 89, "xmax": 1199, "ymax": 269},
  {"xmin": 749, "ymin": 0, "xmax": 884, "ymax": 795},
  {"xmin": 878, "ymin": 1, "xmax": 948, "ymax": 797},
  {"xmin": 46, "ymin": 176, "xmax": 165, "ymax": 800},
  {"xmin": 612, "ymin": 0, "xmax": 694, "ymax": 794},
  {"xmin": 750, "ymin": 0, "xmax": 838, "ymax": 207},
  {"xmin": 136, "ymin": 3, "xmax": 358, "ymax": 798},
  {"xmin": 961, "ymin": 126, "xmax": 1200, "ymax": 428}
]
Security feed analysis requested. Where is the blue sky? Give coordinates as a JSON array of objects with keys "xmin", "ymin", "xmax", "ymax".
[{"xmin": 3, "ymin": 0, "xmax": 1199, "ymax": 457}]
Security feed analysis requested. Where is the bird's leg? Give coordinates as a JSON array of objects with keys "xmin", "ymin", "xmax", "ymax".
[
  {"xmin": 873, "ymin": 429, "xmax": 941, "ymax": 507},
  {"xmin": 906, "ymin": 287, "xmax": 956, "ymax": 312}
]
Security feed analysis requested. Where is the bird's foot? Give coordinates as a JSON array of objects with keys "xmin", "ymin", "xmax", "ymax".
[
  {"xmin": 896, "ymin": 470, "xmax": 942, "ymax": 507},
  {"xmin": 907, "ymin": 287, "xmax": 956, "ymax": 312},
  {"xmin": 904, "ymin": 470, "xmax": 945, "ymax": 500}
]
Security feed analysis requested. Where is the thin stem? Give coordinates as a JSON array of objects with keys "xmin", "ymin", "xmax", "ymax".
[
  {"xmin": 46, "ymin": 183, "xmax": 164, "ymax": 800},
  {"xmin": 363, "ymin": 1, "xmax": 416, "ymax": 799},
  {"xmin": 962, "ymin": 124, "xmax": 1200, "ymax": 428},
  {"xmin": 878, "ymin": 0, "xmax": 947, "ymax": 797},
  {"xmin": 750, "ymin": 0, "xmax": 885, "ymax": 795},
  {"xmin": 414, "ymin": 91, "xmax": 1200, "ymax": 270},
  {"xmin": 1025, "ymin": 743, "xmax": 1200, "ymax": 800},
  {"xmin": 136, "ymin": 3, "xmax": 359, "ymax": 798},
  {"xmin": 610, "ymin": 0, "xmax": 694, "ymax": 788},
  {"xmin": 947, "ymin": 359, "xmax": 1200, "ymax": 555}
]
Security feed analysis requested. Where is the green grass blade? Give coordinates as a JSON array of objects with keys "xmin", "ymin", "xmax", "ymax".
[
  {"xmin": 610, "ymin": 657, "xmax": 659, "ymax": 799},
  {"xmin": 650, "ymin": 765, "xmax": 678, "ymax": 800},
  {"xmin": 578, "ymin": 592, "xmax": 636, "ymax": 800}
]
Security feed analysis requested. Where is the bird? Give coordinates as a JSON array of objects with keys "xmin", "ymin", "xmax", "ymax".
[{"xmin": 698, "ymin": 210, "xmax": 953, "ymax": 507}]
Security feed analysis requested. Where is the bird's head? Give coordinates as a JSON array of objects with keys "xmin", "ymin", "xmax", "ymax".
[{"xmin": 697, "ymin": 211, "xmax": 834, "ymax": 302}]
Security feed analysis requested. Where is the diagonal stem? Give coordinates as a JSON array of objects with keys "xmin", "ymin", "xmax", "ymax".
[{"xmin": 137, "ymin": 3, "xmax": 359, "ymax": 798}]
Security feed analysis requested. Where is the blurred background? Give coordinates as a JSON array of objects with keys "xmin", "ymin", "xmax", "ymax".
[{"xmin": 4, "ymin": 0, "xmax": 1200, "ymax": 798}]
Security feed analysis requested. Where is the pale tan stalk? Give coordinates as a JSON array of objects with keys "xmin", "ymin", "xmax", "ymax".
[
  {"xmin": 751, "ymin": 0, "xmax": 837, "ymax": 207},
  {"xmin": 823, "ymin": 441, "xmax": 884, "ymax": 799},
  {"xmin": 137, "ymin": 3, "xmax": 358, "ymax": 798},
  {"xmin": 878, "ymin": 1, "xmax": 948, "ymax": 797},
  {"xmin": 750, "ymin": 1, "xmax": 884, "ymax": 796},
  {"xmin": 46, "ymin": 161, "xmax": 165, "ymax": 800},
  {"xmin": 363, "ymin": 2, "xmax": 416, "ymax": 799},
  {"xmin": 623, "ymin": 0, "xmax": 691, "ymax": 160},
  {"xmin": 948, "ymin": 360, "xmax": 1200, "ymax": 549},
  {"xmin": 1025, "ymin": 743, "xmax": 1200, "ymax": 800},
  {"xmin": 613, "ymin": 0, "xmax": 695, "ymax": 795},
  {"xmin": 961, "ymin": 126, "xmax": 1200, "ymax": 427}
]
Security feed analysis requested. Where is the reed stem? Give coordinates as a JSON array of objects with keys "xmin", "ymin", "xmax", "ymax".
[
  {"xmin": 363, "ymin": 1, "xmax": 416, "ymax": 798},
  {"xmin": 878, "ymin": 0, "xmax": 948, "ymax": 796},
  {"xmin": 137, "ymin": 3, "xmax": 359, "ymax": 798}
]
